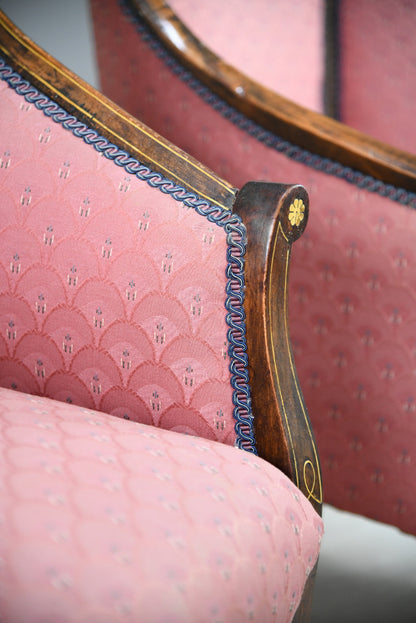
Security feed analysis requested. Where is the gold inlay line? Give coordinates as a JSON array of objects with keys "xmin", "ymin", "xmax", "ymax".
[
  {"xmin": 270, "ymin": 218, "xmax": 323, "ymax": 503},
  {"xmin": 269, "ymin": 223, "xmax": 299, "ymax": 487},
  {"xmin": 0, "ymin": 15, "xmax": 234, "ymax": 209},
  {"xmin": 282, "ymin": 222, "xmax": 323, "ymax": 504}
]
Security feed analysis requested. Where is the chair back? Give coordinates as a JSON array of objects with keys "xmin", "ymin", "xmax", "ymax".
[
  {"xmin": 338, "ymin": 0, "xmax": 416, "ymax": 153},
  {"xmin": 90, "ymin": 0, "xmax": 416, "ymax": 534}
]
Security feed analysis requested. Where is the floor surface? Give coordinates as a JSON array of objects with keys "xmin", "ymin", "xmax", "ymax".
[{"xmin": 312, "ymin": 505, "xmax": 416, "ymax": 622}]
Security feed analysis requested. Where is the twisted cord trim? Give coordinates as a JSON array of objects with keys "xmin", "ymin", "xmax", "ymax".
[
  {"xmin": 121, "ymin": 1, "xmax": 416, "ymax": 210},
  {"xmin": 0, "ymin": 58, "xmax": 257, "ymax": 454}
]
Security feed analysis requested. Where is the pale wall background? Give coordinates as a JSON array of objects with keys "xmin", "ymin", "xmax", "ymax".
[{"xmin": 0, "ymin": 1, "xmax": 415, "ymax": 621}]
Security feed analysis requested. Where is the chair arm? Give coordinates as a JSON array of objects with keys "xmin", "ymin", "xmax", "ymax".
[{"xmin": 234, "ymin": 182, "xmax": 323, "ymax": 515}]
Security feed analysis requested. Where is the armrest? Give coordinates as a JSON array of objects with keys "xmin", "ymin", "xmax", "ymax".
[{"xmin": 234, "ymin": 182, "xmax": 323, "ymax": 514}]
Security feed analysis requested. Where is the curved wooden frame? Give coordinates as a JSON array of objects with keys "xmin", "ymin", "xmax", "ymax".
[
  {"xmin": 234, "ymin": 182, "xmax": 322, "ymax": 510},
  {"xmin": 128, "ymin": 0, "xmax": 416, "ymax": 192}
]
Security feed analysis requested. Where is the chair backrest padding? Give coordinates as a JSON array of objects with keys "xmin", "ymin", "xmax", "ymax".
[
  {"xmin": 339, "ymin": 0, "xmax": 416, "ymax": 154},
  {"xmin": 0, "ymin": 70, "xmax": 254, "ymax": 451}
]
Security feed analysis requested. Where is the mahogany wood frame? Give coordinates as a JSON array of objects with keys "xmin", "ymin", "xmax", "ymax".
[
  {"xmin": 0, "ymin": 9, "xmax": 322, "ymax": 619},
  {"xmin": 127, "ymin": 0, "xmax": 416, "ymax": 192},
  {"xmin": 234, "ymin": 182, "xmax": 322, "ymax": 512}
]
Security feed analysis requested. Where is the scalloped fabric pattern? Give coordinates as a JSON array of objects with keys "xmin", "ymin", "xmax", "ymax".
[
  {"xmin": 0, "ymin": 78, "xmax": 239, "ymax": 446},
  {"xmin": 91, "ymin": 0, "xmax": 416, "ymax": 534},
  {"xmin": 0, "ymin": 386, "xmax": 323, "ymax": 623}
]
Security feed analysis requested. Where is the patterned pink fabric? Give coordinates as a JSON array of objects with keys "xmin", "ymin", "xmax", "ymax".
[
  {"xmin": 339, "ymin": 0, "xmax": 416, "ymax": 154},
  {"xmin": 0, "ymin": 79, "xmax": 240, "ymax": 446},
  {"xmin": 91, "ymin": 0, "xmax": 416, "ymax": 534},
  {"xmin": 169, "ymin": 0, "xmax": 325, "ymax": 113},
  {"xmin": 0, "ymin": 386, "xmax": 323, "ymax": 622}
]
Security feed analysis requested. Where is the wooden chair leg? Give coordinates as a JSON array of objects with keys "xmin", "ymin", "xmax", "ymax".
[{"xmin": 292, "ymin": 560, "xmax": 318, "ymax": 622}]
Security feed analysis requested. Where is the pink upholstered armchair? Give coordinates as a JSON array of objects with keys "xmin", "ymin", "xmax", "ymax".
[
  {"xmin": 0, "ymin": 10, "xmax": 322, "ymax": 622},
  {"xmin": 89, "ymin": 0, "xmax": 416, "ymax": 538}
]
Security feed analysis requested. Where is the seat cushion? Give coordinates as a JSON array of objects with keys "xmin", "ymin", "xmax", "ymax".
[{"xmin": 0, "ymin": 386, "xmax": 322, "ymax": 622}]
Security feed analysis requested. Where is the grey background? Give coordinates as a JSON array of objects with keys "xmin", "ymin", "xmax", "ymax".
[{"xmin": 1, "ymin": 1, "xmax": 415, "ymax": 621}]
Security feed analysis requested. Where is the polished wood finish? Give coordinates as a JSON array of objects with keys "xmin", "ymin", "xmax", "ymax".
[
  {"xmin": 234, "ymin": 183, "xmax": 322, "ymax": 515},
  {"xmin": 0, "ymin": 11, "xmax": 236, "ymax": 211},
  {"xmin": 129, "ymin": 0, "xmax": 416, "ymax": 191}
]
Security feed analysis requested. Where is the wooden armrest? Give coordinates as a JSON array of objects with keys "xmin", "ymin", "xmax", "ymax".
[{"xmin": 234, "ymin": 182, "xmax": 322, "ymax": 515}]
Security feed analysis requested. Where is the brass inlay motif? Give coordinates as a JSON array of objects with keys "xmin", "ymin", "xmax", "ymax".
[
  {"xmin": 288, "ymin": 198, "xmax": 305, "ymax": 227},
  {"xmin": 304, "ymin": 460, "xmax": 319, "ymax": 504}
]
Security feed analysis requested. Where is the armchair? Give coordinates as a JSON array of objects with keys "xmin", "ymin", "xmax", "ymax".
[
  {"xmin": 90, "ymin": 0, "xmax": 416, "ymax": 537},
  {"xmin": 0, "ymin": 10, "xmax": 322, "ymax": 622}
]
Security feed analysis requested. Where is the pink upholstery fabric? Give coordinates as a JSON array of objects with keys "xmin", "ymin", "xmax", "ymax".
[
  {"xmin": 0, "ymin": 386, "xmax": 323, "ymax": 622},
  {"xmin": 169, "ymin": 0, "xmax": 325, "ymax": 113},
  {"xmin": 91, "ymin": 0, "xmax": 416, "ymax": 534},
  {"xmin": 0, "ymin": 78, "xmax": 244, "ymax": 447},
  {"xmin": 339, "ymin": 0, "xmax": 416, "ymax": 154}
]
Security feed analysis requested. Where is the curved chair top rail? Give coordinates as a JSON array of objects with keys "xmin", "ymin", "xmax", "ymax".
[
  {"xmin": 131, "ymin": 0, "xmax": 416, "ymax": 193},
  {"xmin": 0, "ymin": 10, "xmax": 236, "ymax": 212}
]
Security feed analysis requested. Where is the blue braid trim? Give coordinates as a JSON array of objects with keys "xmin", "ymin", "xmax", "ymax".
[
  {"xmin": 120, "ymin": 0, "xmax": 416, "ymax": 211},
  {"xmin": 0, "ymin": 57, "xmax": 257, "ymax": 454}
]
